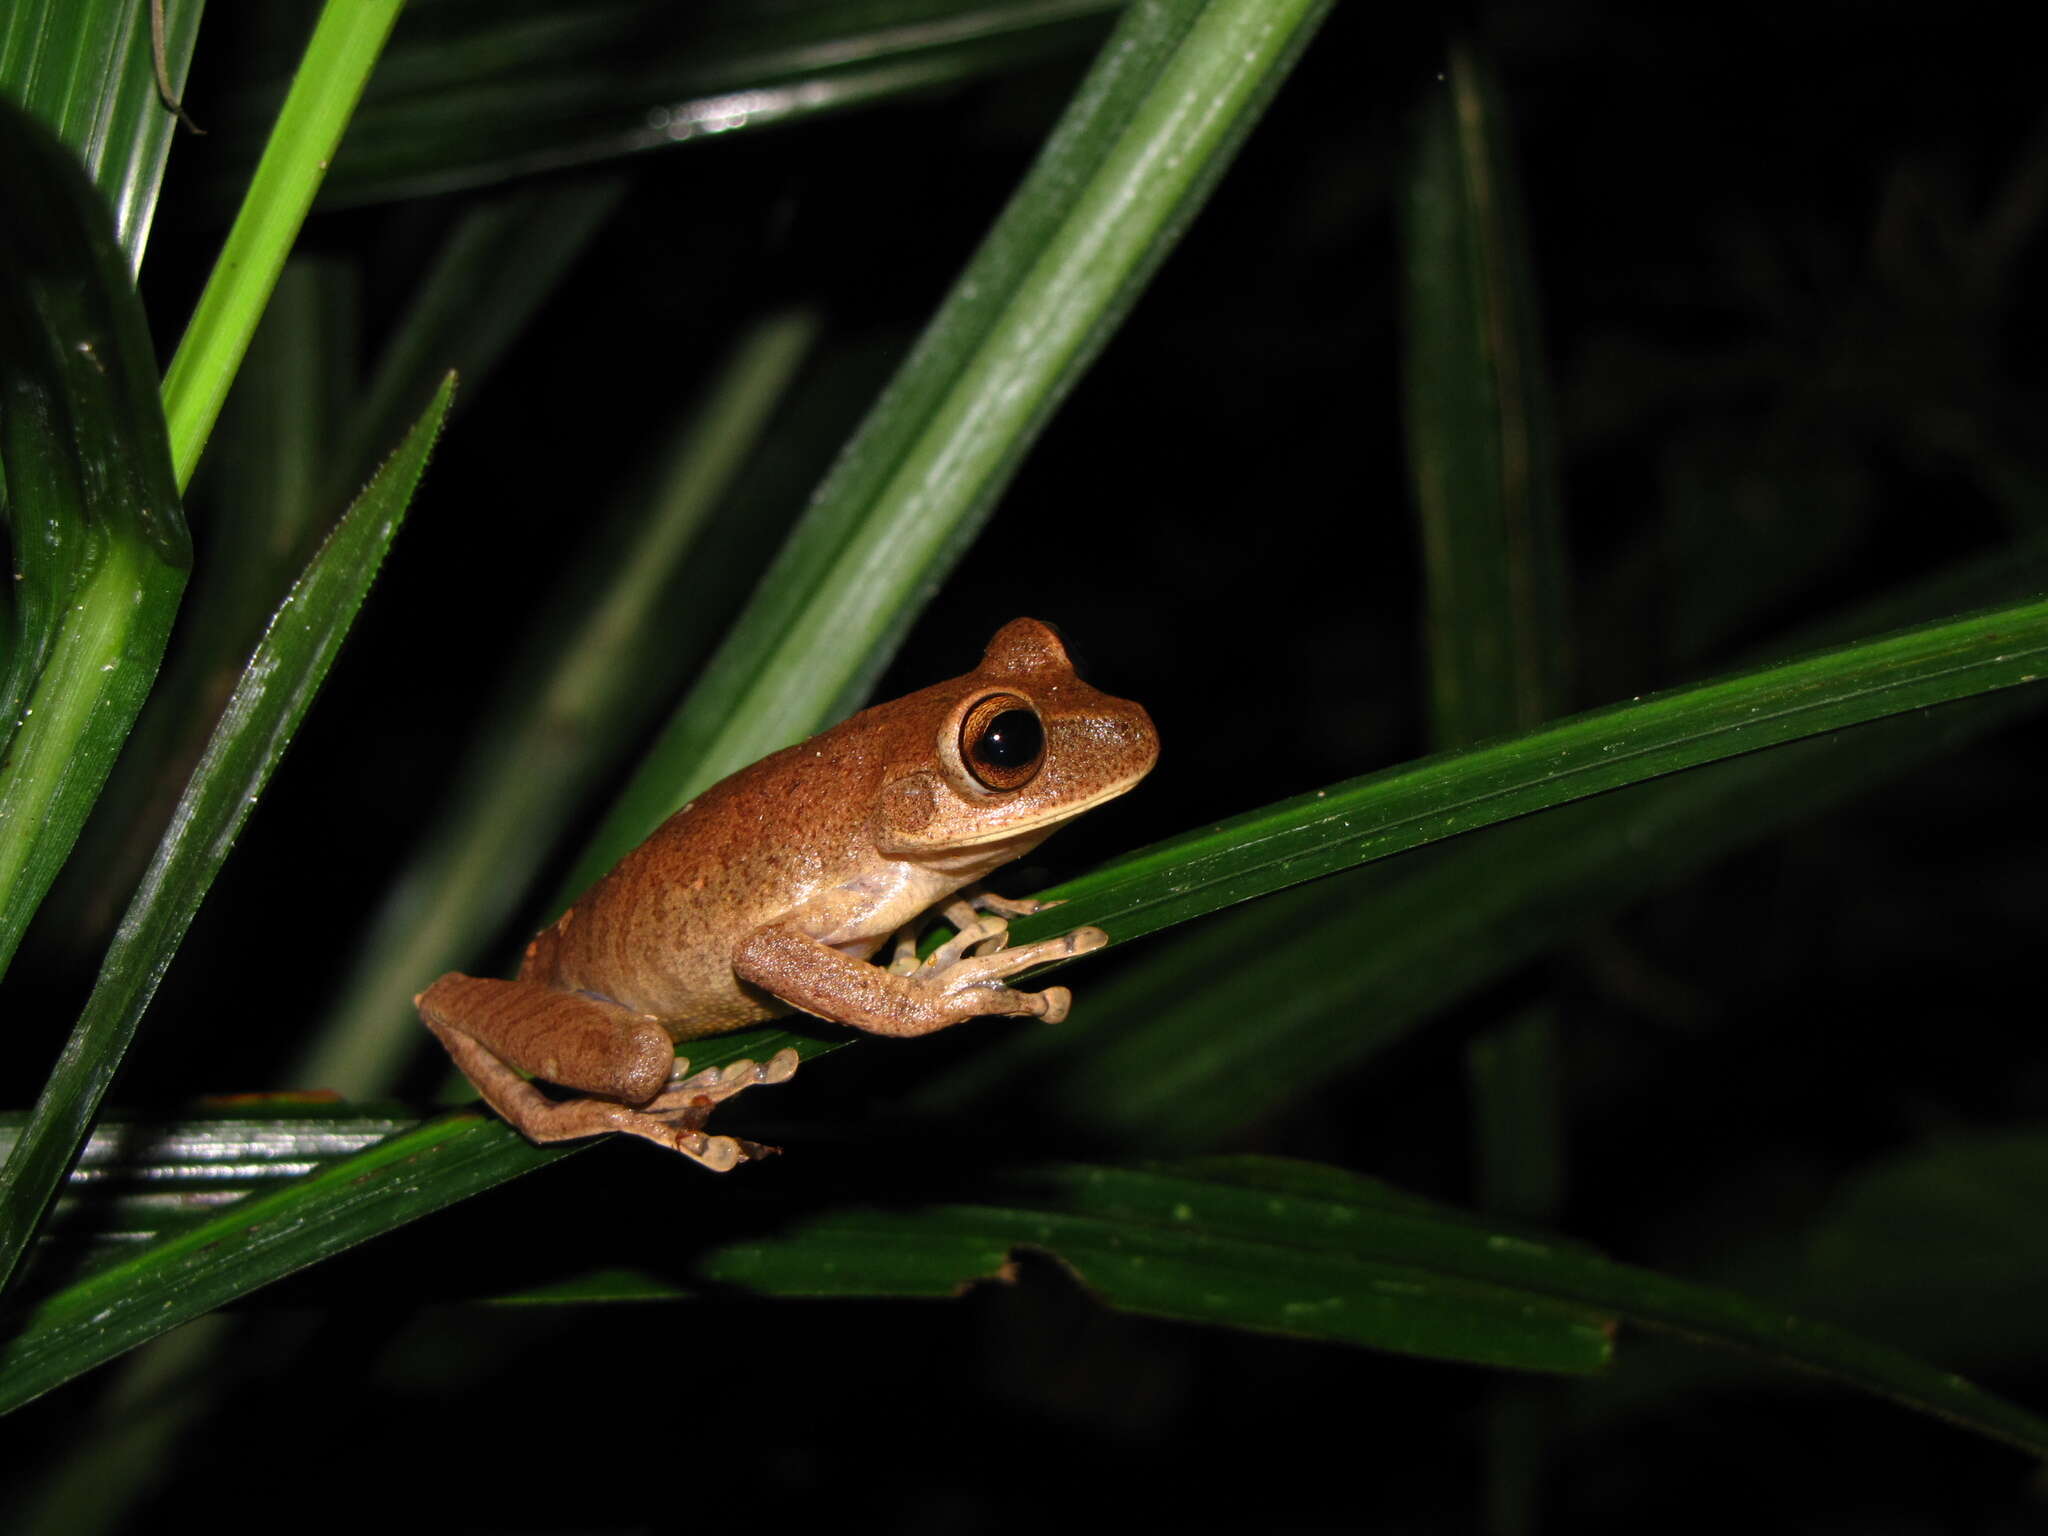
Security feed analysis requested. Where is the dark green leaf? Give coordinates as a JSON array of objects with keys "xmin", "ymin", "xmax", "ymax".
[
  {"xmin": 1404, "ymin": 43, "xmax": 1567, "ymax": 747},
  {"xmin": 42, "ymin": 258, "xmax": 356, "ymax": 961},
  {"xmin": 0, "ymin": 96, "xmax": 191, "ymax": 980},
  {"xmin": 0, "ymin": 375, "xmax": 452, "ymax": 1298},
  {"xmin": 205, "ymin": 0, "xmax": 1123, "ymax": 211},
  {"xmin": 11, "ymin": 1127, "xmax": 2048, "ymax": 1459},
  {"xmin": 0, "ymin": 1028, "xmax": 836, "ymax": 1414}
]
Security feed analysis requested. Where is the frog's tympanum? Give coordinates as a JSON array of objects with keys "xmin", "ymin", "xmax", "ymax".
[{"xmin": 416, "ymin": 619, "xmax": 1159, "ymax": 1170}]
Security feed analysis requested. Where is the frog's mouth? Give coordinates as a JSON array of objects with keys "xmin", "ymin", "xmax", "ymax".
[{"xmin": 943, "ymin": 769, "xmax": 1149, "ymax": 847}]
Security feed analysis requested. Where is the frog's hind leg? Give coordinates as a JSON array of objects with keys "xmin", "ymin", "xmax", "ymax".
[{"xmin": 415, "ymin": 973, "xmax": 793, "ymax": 1171}]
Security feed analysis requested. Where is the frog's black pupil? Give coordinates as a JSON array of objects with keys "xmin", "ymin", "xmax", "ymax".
[{"xmin": 975, "ymin": 709, "xmax": 1043, "ymax": 770}]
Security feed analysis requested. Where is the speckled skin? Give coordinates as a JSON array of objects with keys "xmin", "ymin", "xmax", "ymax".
[
  {"xmin": 521, "ymin": 617, "xmax": 1157, "ymax": 1036},
  {"xmin": 414, "ymin": 619, "xmax": 1158, "ymax": 1166}
]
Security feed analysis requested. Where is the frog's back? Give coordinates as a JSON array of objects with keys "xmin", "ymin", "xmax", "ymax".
[{"xmin": 518, "ymin": 726, "xmax": 893, "ymax": 1033}]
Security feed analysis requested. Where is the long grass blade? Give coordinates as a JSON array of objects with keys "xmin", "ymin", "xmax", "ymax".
[
  {"xmin": 159, "ymin": 0, "xmax": 403, "ymax": 490},
  {"xmin": 1016, "ymin": 594, "xmax": 2048, "ymax": 953},
  {"xmin": 1405, "ymin": 44, "xmax": 1567, "ymax": 748},
  {"xmin": 203, "ymin": 0, "xmax": 1123, "ymax": 211}
]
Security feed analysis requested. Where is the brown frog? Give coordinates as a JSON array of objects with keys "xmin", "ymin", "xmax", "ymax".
[{"xmin": 417, "ymin": 619, "xmax": 1159, "ymax": 1170}]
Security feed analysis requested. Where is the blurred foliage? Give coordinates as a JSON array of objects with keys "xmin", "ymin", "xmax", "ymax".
[{"xmin": 2, "ymin": 0, "xmax": 2046, "ymax": 1531}]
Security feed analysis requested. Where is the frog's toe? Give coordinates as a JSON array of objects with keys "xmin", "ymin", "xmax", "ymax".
[
  {"xmin": 1061, "ymin": 926, "xmax": 1108, "ymax": 956},
  {"xmin": 663, "ymin": 1057, "xmax": 722, "ymax": 1094},
  {"xmin": 973, "ymin": 891, "xmax": 1061, "ymax": 918},
  {"xmin": 1032, "ymin": 985, "xmax": 1073, "ymax": 1023},
  {"xmin": 687, "ymin": 1132, "xmax": 745, "ymax": 1172},
  {"xmin": 651, "ymin": 1051, "xmax": 801, "ymax": 1113},
  {"xmin": 925, "ymin": 915, "xmax": 1009, "ymax": 971}
]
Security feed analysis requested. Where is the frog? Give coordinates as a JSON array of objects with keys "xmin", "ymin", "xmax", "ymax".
[{"xmin": 415, "ymin": 617, "xmax": 1159, "ymax": 1171}]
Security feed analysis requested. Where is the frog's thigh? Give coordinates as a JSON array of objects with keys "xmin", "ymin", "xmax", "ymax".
[
  {"xmin": 415, "ymin": 972, "xmax": 674, "ymax": 1105},
  {"xmin": 733, "ymin": 923, "xmax": 1103, "ymax": 1036},
  {"xmin": 417, "ymin": 974, "xmax": 785, "ymax": 1171}
]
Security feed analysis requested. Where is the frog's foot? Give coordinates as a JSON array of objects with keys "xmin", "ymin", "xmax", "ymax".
[
  {"xmin": 623, "ymin": 1049, "xmax": 800, "ymax": 1166},
  {"xmin": 887, "ymin": 914, "xmax": 1009, "ymax": 975},
  {"xmin": 574, "ymin": 1108, "xmax": 768, "ymax": 1173},
  {"xmin": 736, "ymin": 923, "xmax": 1107, "ymax": 1037},
  {"xmin": 646, "ymin": 1048, "xmax": 801, "ymax": 1113},
  {"xmin": 919, "ymin": 924, "xmax": 1105, "ymax": 1023},
  {"xmin": 925, "ymin": 915, "xmax": 1011, "ymax": 970}
]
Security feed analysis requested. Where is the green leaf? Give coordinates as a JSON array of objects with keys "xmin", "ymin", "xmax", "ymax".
[
  {"xmin": 590, "ymin": 1161, "xmax": 1620, "ymax": 1374},
  {"xmin": 1467, "ymin": 1005, "xmax": 1564, "ymax": 1221},
  {"xmin": 1008, "ymin": 593, "xmax": 2048, "ymax": 954},
  {"xmin": 0, "ymin": 375, "xmax": 452, "ymax": 1300},
  {"xmin": 10, "ymin": 1129, "xmax": 2048, "ymax": 1460},
  {"xmin": 207, "ymin": 0, "xmax": 1124, "ymax": 211},
  {"xmin": 0, "ymin": 1108, "xmax": 554, "ymax": 1415},
  {"xmin": 1401, "ymin": 45, "xmax": 1570, "ymax": 1273},
  {"xmin": 0, "ymin": 96, "xmax": 191, "ymax": 981},
  {"xmin": 568, "ymin": 0, "xmax": 1338, "ymax": 894},
  {"xmin": 0, "ymin": 0, "xmax": 205, "ymax": 270},
  {"xmin": 920, "ymin": 660, "xmax": 2043, "ymax": 1144},
  {"xmin": 160, "ymin": 0, "xmax": 404, "ymax": 489},
  {"xmin": 1404, "ymin": 43, "xmax": 1568, "ymax": 748}
]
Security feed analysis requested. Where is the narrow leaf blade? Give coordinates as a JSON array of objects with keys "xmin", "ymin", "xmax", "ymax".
[
  {"xmin": 161, "ymin": 0, "xmax": 404, "ymax": 489},
  {"xmin": 0, "ymin": 376, "xmax": 453, "ymax": 1298}
]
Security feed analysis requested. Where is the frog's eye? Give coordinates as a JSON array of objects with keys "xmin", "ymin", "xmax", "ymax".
[{"xmin": 961, "ymin": 693, "xmax": 1045, "ymax": 791}]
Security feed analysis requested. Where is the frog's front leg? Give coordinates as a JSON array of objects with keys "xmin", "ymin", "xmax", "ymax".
[
  {"xmin": 737, "ymin": 920, "xmax": 1106, "ymax": 1035},
  {"xmin": 415, "ymin": 973, "xmax": 796, "ymax": 1170}
]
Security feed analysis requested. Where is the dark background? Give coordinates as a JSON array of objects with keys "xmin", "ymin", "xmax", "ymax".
[{"xmin": 5, "ymin": 2, "xmax": 2046, "ymax": 1529}]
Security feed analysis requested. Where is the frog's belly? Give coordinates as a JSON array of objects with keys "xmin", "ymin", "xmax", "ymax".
[
  {"xmin": 520, "ymin": 827, "xmax": 973, "ymax": 1037},
  {"xmin": 520, "ymin": 911, "xmax": 774, "ymax": 1039},
  {"xmin": 520, "ymin": 885, "xmax": 910, "ymax": 1042}
]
